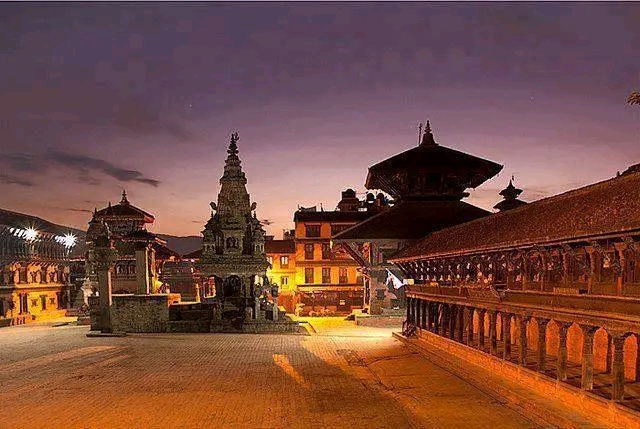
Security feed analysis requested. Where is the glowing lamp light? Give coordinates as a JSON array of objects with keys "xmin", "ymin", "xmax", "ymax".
[
  {"xmin": 24, "ymin": 228, "xmax": 38, "ymax": 241},
  {"xmin": 63, "ymin": 234, "xmax": 77, "ymax": 248}
]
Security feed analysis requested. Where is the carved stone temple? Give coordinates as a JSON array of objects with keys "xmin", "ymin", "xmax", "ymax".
[
  {"xmin": 169, "ymin": 132, "xmax": 299, "ymax": 333},
  {"xmin": 200, "ymin": 132, "xmax": 269, "ymax": 318}
]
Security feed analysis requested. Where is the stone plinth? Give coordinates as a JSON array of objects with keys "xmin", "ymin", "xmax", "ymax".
[
  {"xmin": 168, "ymin": 302, "xmax": 301, "ymax": 333},
  {"xmin": 89, "ymin": 293, "xmax": 181, "ymax": 333}
]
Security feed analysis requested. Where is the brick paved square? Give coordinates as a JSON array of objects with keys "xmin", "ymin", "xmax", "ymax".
[{"xmin": 0, "ymin": 321, "xmax": 538, "ymax": 429}]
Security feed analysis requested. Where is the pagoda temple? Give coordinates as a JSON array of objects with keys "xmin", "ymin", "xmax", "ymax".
[
  {"xmin": 85, "ymin": 191, "xmax": 179, "ymax": 298},
  {"xmin": 333, "ymin": 121, "xmax": 503, "ymax": 314},
  {"xmin": 493, "ymin": 176, "xmax": 527, "ymax": 212},
  {"xmin": 198, "ymin": 132, "xmax": 270, "ymax": 325}
]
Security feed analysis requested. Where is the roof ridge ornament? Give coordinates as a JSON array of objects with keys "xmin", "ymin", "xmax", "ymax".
[
  {"xmin": 121, "ymin": 189, "xmax": 130, "ymax": 205},
  {"xmin": 420, "ymin": 120, "xmax": 437, "ymax": 147}
]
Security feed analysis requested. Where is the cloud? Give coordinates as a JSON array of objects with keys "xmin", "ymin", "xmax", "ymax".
[
  {"xmin": 0, "ymin": 173, "xmax": 34, "ymax": 187},
  {"xmin": 48, "ymin": 150, "xmax": 161, "ymax": 187},
  {"xmin": 0, "ymin": 153, "xmax": 42, "ymax": 172}
]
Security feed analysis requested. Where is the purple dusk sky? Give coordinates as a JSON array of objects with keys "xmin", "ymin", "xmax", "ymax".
[{"xmin": 0, "ymin": 2, "xmax": 639, "ymax": 237}]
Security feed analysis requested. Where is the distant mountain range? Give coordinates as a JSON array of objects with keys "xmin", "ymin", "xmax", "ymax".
[{"xmin": 156, "ymin": 234, "xmax": 202, "ymax": 256}]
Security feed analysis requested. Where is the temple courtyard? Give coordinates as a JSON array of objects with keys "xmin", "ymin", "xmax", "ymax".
[{"xmin": 1, "ymin": 319, "xmax": 607, "ymax": 429}]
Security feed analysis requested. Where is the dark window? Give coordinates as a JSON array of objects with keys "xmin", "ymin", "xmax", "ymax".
[
  {"xmin": 339, "ymin": 268, "xmax": 348, "ymax": 284},
  {"xmin": 128, "ymin": 265, "xmax": 136, "ymax": 275},
  {"xmin": 331, "ymin": 224, "xmax": 351, "ymax": 236},
  {"xmin": 321, "ymin": 243, "xmax": 332, "ymax": 260},
  {"xmin": 305, "ymin": 268, "xmax": 314, "ymax": 284},
  {"xmin": 280, "ymin": 255, "xmax": 289, "ymax": 268},
  {"xmin": 281, "ymin": 276, "xmax": 289, "ymax": 286},
  {"xmin": 40, "ymin": 295, "xmax": 47, "ymax": 310},
  {"xmin": 305, "ymin": 224, "xmax": 321, "ymax": 237},
  {"xmin": 322, "ymin": 267, "xmax": 331, "ymax": 284},
  {"xmin": 304, "ymin": 244, "xmax": 314, "ymax": 260}
]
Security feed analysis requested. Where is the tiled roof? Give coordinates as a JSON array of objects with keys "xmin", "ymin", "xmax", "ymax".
[
  {"xmin": 333, "ymin": 200, "xmax": 490, "ymax": 241},
  {"xmin": 365, "ymin": 140, "xmax": 503, "ymax": 191},
  {"xmin": 293, "ymin": 210, "xmax": 374, "ymax": 223},
  {"xmin": 391, "ymin": 170, "xmax": 640, "ymax": 261},
  {"xmin": 0, "ymin": 208, "xmax": 83, "ymax": 237},
  {"xmin": 95, "ymin": 202, "xmax": 154, "ymax": 222},
  {"xmin": 0, "ymin": 208, "xmax": 87, "ymax": 257},
  {"xmin": 265, "ymin": 239, "xmax": 295, "ymax": 254}
]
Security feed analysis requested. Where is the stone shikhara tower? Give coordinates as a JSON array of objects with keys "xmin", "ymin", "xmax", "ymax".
[{"xmin": 199, "ymin": 132, "xmax": 269, "ymax": 321}]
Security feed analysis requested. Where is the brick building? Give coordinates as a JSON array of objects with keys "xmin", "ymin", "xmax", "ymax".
[
  {"xmin": 291, "ymin": 189, "xmax": 385, "ymax": 315},
  {"xmin": 0, "ymin": 208, "xmax": 84, "ymax": 325}
]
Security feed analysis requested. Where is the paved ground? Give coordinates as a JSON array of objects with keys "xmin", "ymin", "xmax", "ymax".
[{"xmin": 0, "ymin": 318, "xmax": 539, "ymax": 429}]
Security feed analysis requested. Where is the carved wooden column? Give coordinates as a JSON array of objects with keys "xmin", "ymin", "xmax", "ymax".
[
  {"xmin": 537, "ymin": 318, "xmax": 550, "ymax": 372},
  {"xmin": 457, "ymin": 306, "xmax": 464, "ymax": 342},
  {"xmin": 477, "ymin": 309, "xmax": 486, "ymax": 349},
  {"xmin": 415, "ymin": 298, "xmax": 421, "ymax": 328},
  {"xmin": 438, "ymin": 303, "xmax": 446, "ymax": 336},
  {"xmin": 614, "ymin": 242, "xmax": 627, "ymax": 296},
  {"xmin": 519, "ymin": 315, "xmax": 530, "ymax": 366},
  {"xmin": 426, "ymin": 301, "xmax": 432, "ymax": 331},
  {"xmin": 466, "ymin": 307, "xmax": 475, "ymax": 346},
  {"xmin": 580, "ymin": 325, "xmax": 599, "ymax": 390},
  {"xmin": 502, "ymin": 313, "xmax": 512, "ymax": 360},
  {"xmin": 561, "ymin": 245, "xmax": 571, "ymax": 287},
  {"xmin": 611, "ymin": 332, "xmax": 627, "ymax": 401},
  {"xmin": 406, "ymin": 297, "xmax": 411, "ymax": 323},
  {"xmin": 489, "ymin": 310, "xmax": 498, "ymax": 355},
  {"xmin": 556, "ymin": 321, "xmax": 572, "ymax": 381},
  {"xmin": 586, "ymin": 244, "xmax": 601, "ymax": 295},
  {"xmin": 448, "ymin": 305, "xmax": 456, "ymax": 340}
]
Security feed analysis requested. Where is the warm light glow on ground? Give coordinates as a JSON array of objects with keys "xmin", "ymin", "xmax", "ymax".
[{"xmin": 273, "ymin": 353, "xmax": 310, "ymax": 388}]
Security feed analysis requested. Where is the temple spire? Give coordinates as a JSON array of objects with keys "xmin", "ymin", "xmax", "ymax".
[
  {"xmin": 120, "ymin": 190, "xmax": 129, "ymax": 205},
  {"xmin": 420, "ymin": 120, "xmax": 437, "ymax": 147}
]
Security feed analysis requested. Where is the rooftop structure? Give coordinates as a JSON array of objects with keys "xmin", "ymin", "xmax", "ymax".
[{"xmin": 333, "ymin": 121, "xmax": 502, "ymax": 314}]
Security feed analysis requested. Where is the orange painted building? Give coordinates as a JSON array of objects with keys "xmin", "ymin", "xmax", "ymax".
[{"xmin": 291, "ymin": 189, "xmax": 385, "ymax": 315}]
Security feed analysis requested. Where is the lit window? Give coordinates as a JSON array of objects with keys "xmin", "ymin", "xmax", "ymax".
[
  {"xmin": 280, "ymin": 255, "xmax": 289, "ymax": 268},
  {"xmin": 339, "ymin": 267, "xmax": 348, "ymax": 284},
  {"xmin": 322, "ymin": 267, "xmax": 331, "ymax": 284}
]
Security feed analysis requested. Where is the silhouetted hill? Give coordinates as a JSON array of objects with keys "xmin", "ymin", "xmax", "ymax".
[{"xmin": 157, "ymin": 234, "xmax": 202, "ymax": 256}]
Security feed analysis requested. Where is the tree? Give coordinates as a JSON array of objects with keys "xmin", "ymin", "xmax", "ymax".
[{"xmin": 628, "ymin": 91, "xmax": 640, "ymax": 105}]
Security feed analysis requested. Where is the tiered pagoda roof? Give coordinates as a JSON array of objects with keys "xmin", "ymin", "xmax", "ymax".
[
  {"xmin": 334, "ymin": 122, "xmax": 502, "ymax": 242},
  {"xmin": 493, "ymin": 177, "xmax": 527, "ymax": 212},
  {"xmin": 391, "ymin": 168, "xmax": 640, "ymax": 262},
  {"xmin": 365, "ymin": 122, "xmax": 503, "ymax": 201},
  {"xmin": 94, "ymin": 191, "xmax": 155, "ymax": 223}
]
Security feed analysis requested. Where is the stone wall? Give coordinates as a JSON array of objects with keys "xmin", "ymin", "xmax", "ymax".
[
  {"xmin": 110, "ymin": 294, "xmax": 181, "ymax": 333},
  {"xmin": 402, "ymin": 329, "xmax": 640, "ymax": 428}
]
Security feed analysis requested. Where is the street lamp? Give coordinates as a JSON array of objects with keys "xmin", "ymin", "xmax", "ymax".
[{"xmin": 24, "ymin": 228, "xmax": 38, "ymax": 241}]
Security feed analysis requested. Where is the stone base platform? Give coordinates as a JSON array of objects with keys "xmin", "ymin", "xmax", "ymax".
[
  {"xmin": 86, "ymin": 331, "xmax": 127, "ymax": 337},
  {"xmin": 168, "ymin": 302, "xmax": 304, "ymax": 334},
  {"xmin": 169, "ymin": 319, "xmax": 304, "ymax": 334}
]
